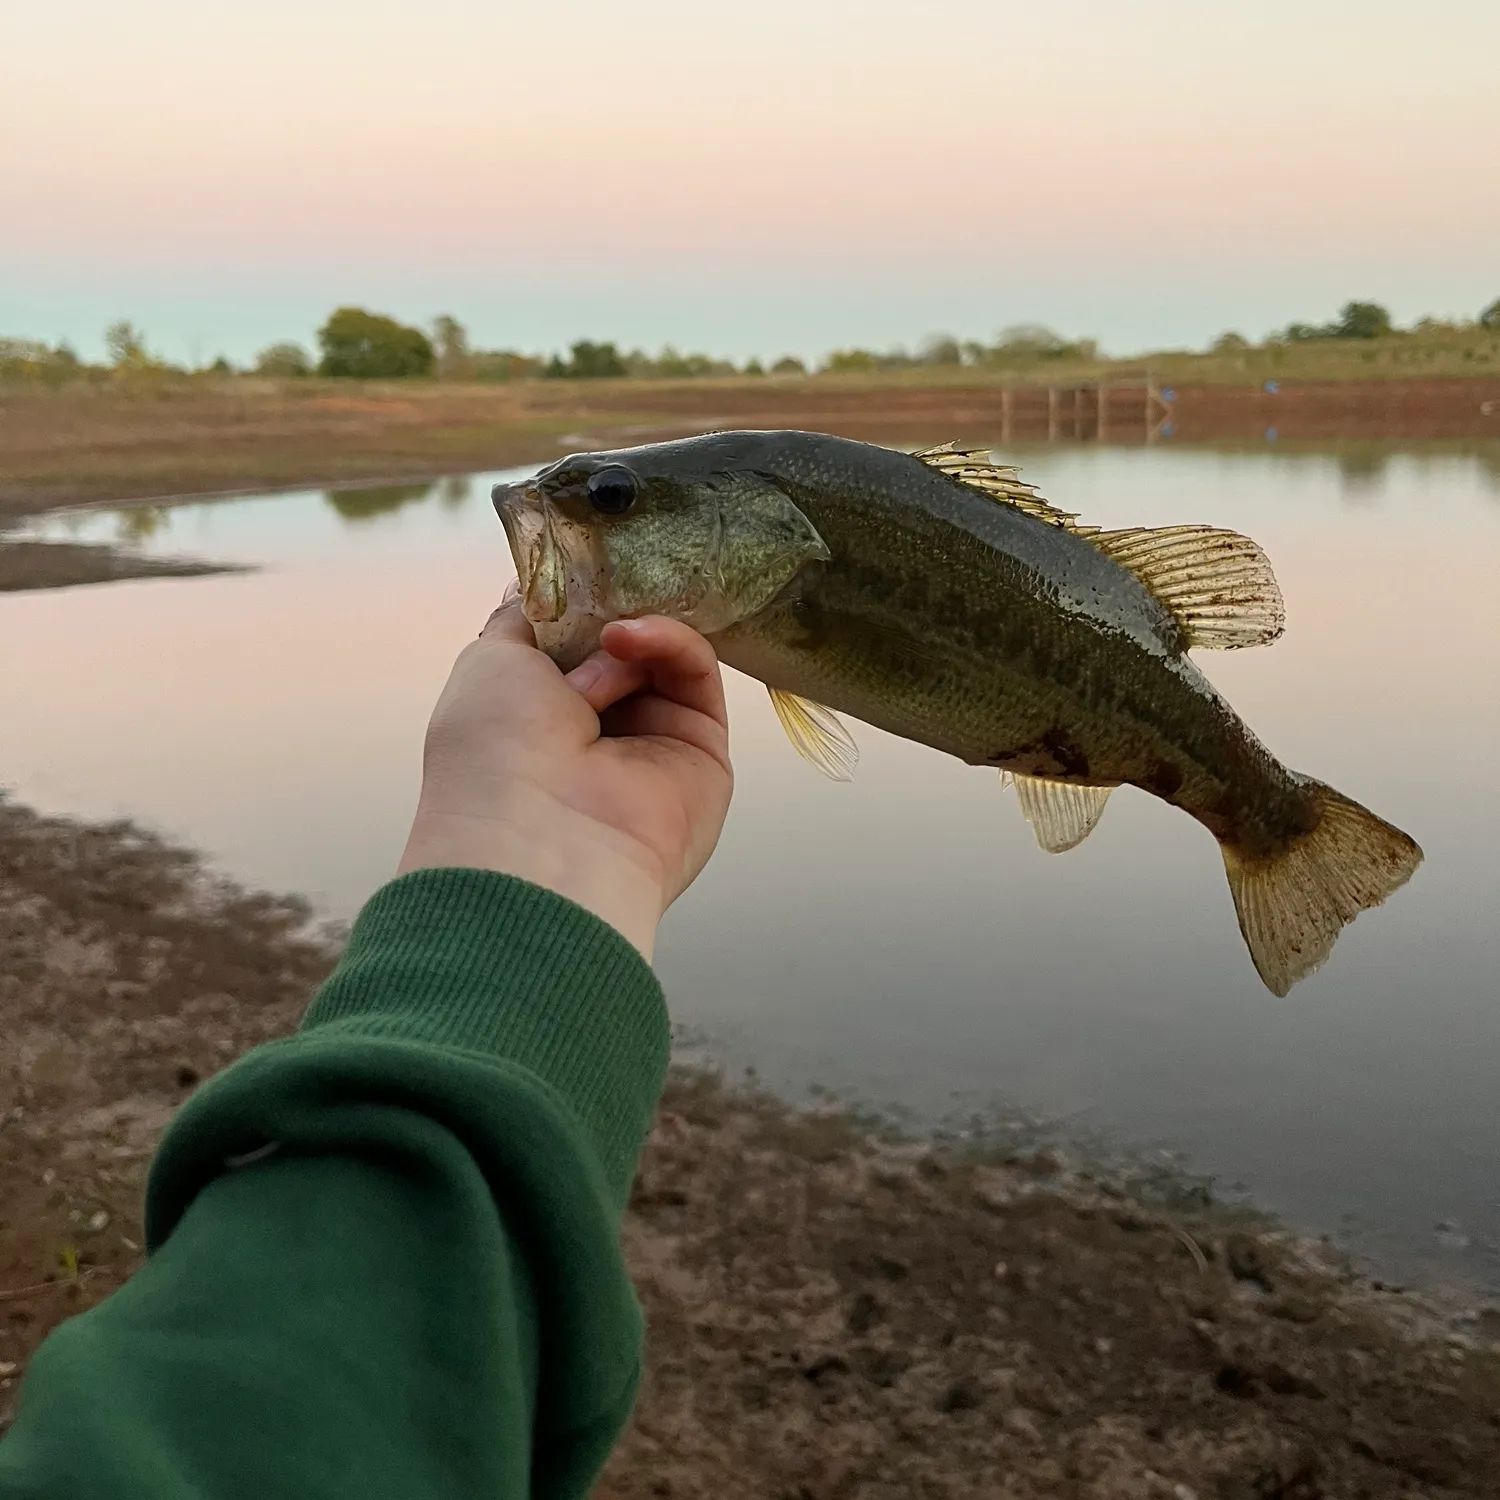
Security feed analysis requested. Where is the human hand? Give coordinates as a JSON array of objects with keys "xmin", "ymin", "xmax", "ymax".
[{"xmin": 397, "ymin": 597, "xmax": 733, "ymax": 960}]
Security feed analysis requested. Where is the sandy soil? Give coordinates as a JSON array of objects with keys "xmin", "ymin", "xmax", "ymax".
[
  {"xmin": 2, "ymin": 376, "xmax": 1497, "ymax": 519},
  {"xmin": 4, "ymin": 795, "xmax": 1500, "ymax": 1497}
]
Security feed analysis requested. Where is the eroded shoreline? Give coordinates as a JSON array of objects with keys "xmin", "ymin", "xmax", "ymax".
[{"xmin": 3, "ymin": 795, "xmax": 1499, "ymax": 1497}]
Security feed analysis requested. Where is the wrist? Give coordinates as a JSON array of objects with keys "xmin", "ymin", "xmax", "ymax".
[{"xmin": 397, "ymin": 800, "xmax": 665, "ymax": 961}]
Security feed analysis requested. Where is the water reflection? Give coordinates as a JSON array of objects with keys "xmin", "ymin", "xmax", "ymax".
[
  {"xmin": 120, "ymin": 504, "xmax": 174, "ymax": 542},
  {"xmin": 439, "ymin": 475, "xmax": 472, "ymax": 508},
  {"xmin": 323, "ymin": 480, "xmax": 436, "ymax": 523},
  {"xmin": 2, "ymin": 446, "xmax": 1498, "ymax": 1293},
  {"xmin": 1335, "ymin": 448, "xmax": 1392, "ymax": 501}
]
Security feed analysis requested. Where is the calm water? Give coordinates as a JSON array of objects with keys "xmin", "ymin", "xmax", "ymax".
[{"xmin": 4, "ymin": 447, "xmax": 1499, "ymax": 1291}]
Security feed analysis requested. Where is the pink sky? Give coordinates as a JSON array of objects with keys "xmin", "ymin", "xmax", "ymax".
[{"xmin": 4, "ymin": 0, "xmax": 1496, "ymax": 360}]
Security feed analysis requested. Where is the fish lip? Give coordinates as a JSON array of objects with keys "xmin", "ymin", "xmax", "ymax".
[
  {"xmin": 491, "ymin": 479, "xmax": 544, "ymax": 604},
  {"xmin": 490, "ymin": 479, "xmax": 533, "ymax": 562}
]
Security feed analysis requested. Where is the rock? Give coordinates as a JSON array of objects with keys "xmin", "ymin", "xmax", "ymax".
[
  {"xmin": 1003, "ymin": 1406, "xmax": 1042, "ymax": 1441},
  {"xmin": 845, "ymin": 1290, "xmax": 882, "ymax": 1335},
  {"xmin": 1225, "ymin": 1235, "xmax": 1276, "ymax": 1293},
  {"xmin": 937, "ymin": 1377, "xmax": 983, "ymax": 1413}
]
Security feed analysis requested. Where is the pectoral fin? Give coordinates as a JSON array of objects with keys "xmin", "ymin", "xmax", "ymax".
[
  {"xmin": 769, "ymin": 689, "xmax": 859, "ymax": 781},
  {"xmin": 1004, "ymin": 772, "xmax": 1114, "ymax": 853}
]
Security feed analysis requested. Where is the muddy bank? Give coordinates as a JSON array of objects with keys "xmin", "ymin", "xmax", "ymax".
[
  {"xmin": 2, "ymin": 376, "xmax": 1497, "ymax": 517},
  {"xmin": 0, "ymin": 540, "xmax": 237, "ymax": 593},
  {"xmin": 3, "ymin": 796, "xmax": 1500, "ymax": 1498}
]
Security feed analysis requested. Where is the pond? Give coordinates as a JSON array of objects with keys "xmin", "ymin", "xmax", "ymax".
[{"xmin": 3, "ymin": 443, "xmax": 1498, "ymax": 1292}]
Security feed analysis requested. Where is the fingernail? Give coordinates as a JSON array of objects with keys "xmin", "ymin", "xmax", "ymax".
[
  {"xmin": 567, "ymin": 659, "xmax": 604, "ymax": 693},
  {"xmin": 611, "ymin": 618, "xmax": 644, "ymax": 633}
]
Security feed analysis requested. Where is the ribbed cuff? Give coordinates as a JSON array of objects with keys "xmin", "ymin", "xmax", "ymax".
[{"xmin": 300, "ymin": 868, "xmax": 669, "ymax": 1199}]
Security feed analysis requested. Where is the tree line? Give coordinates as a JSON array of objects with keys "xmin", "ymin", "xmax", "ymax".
[{"xmin": 4, "ymin": 297, "xmax": 1499, "ymax": 385}]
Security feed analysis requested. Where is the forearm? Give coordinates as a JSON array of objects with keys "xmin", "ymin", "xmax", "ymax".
[{"xmin": 0, "ymin": 870, "xmax": 669, "ymax": 1500}]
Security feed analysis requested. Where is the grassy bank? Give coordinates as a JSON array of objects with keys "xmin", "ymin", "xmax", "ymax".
[{"xmin": 3, "ymin": 794, "xmax": 1500, "ymax": 1498}]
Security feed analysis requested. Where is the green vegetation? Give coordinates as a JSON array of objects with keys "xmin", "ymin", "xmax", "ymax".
[
  {"xmin": 253, "ymin": 342, "xmax": 312, "ymax": 377},
  {"xmin": 317, "ymin": 308, "xmax": 434, "ymax": 378},
  {"xmin": 1280, "ymin": 299, "xmax": 1394, "ymax": 342},
  {"xmin": 3, "ymin": 295, "xmax": 1498, "ymax": 390}
]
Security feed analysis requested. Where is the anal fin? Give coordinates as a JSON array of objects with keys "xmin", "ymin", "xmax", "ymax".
[
  {"xmin": 769, "ymin": 688, "xmax": 859, "ymax": 781},
  {"xmin": 1004, "ymin": 772, "xmax": 1114, "ymax": 853}
]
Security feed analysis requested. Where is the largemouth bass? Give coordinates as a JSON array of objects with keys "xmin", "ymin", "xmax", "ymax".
[{"xmin": 492, "ymin": 431, "xmax": 1421, "ymax": 994}]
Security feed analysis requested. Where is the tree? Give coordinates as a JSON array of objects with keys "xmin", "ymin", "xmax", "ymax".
[
  {"xmin": 104, "ymin": 320, "xmax": 148, "ymax": 367},
  {"xmin": 544, "ymin": 340, "xmax": 626, "ymax": 379},
  {"xmin": 822, "ymin": 348, "xmax": 879, "ymax": 373},
  {"xmin": 1211, "ymin": 331, "xmax": 1250, "ymax": 353},
  {"xmin": 770, "ymin": 355, "xmax": 807, "ymax": 375},
  {"xmin": 432, "ymin": 315, "xmax": 470, "ymax": 378},
  {"xmin": 253, "ymin": 341, "xmax": 312, "ymax": 377},
  {"xmin": 471, "ymin": 349, "xmax": 541, "ymax": 381},
  {"xmin": 1333, "ymin": 301, "xmax": 1393, "ymax": 340},
  {"xmin": 919, "ymin": 334, "xmax": 963, "ymax": 366},
  {"xmin": 317, "ymin": 308, "xmax": 434, "ymax": 378},
  {"xmin": 1481, "ymin": 297, "xmax": 1500, "ymax": 331}
]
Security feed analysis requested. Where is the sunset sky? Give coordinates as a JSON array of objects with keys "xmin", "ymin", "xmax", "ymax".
[{"xmin": 4, "ymin": 0, "xmax": 1496, "ymax": 364}]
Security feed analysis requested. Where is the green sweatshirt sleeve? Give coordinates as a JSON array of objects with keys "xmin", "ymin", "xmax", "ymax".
[{"xmin": 0, "ymin": 868, "xmax": 670, "ymax": 1500}]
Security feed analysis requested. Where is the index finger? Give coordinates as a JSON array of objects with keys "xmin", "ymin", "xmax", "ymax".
[{"xmin": 600, "ymin": 617, "xmax": 728, "ymax": 728}]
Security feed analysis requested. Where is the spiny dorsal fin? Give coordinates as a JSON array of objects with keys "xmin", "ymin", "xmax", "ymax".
[
  {"xmin": 913, "ymin": 442, "xmax": 1088, "ymax": 531},
  {"xmin": 1002, "ymin": 772, "xmax": 1114, "ymax": 853},
  {"xmin": 769, "ymin": 688, "xmax": 859, "ymax": 781},
  {"xmin": 1090, "ymin": 526, "xmax": 1286, "ymax": 650}
]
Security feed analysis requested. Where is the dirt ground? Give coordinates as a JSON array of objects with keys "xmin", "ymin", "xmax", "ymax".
[
  {"xmin": 2, "ymin": 375, "xmax": 1497, "ymax": 518},
  {"xmin": 4, "ymin": 795, "xmax": 1500, "ymax": 1498},
  {"xmin": 0, "ymin": 540, "xmax": 235, "ymax": 593}
]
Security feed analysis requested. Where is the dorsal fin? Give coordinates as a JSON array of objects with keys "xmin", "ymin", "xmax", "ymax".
[
  {"xmin": 1090, "ymin": 526, "xmax": 1285, "ymax": 650},
  {"xmin": 915, "ymin": 442, "xmax": 1283, "ymax": 651},
  {"xmin": 913, "ymin": 442, "xmax": 1089, "ymax": 531}
]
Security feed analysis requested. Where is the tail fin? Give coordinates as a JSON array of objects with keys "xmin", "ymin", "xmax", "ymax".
[{"xmin": 1222, "ymin": 781, "xmax": 1422, "ymax": 995}]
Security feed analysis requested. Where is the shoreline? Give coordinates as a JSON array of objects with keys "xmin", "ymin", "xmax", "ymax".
[
  {"xmin": 3, "ymin": 374, "xmax": 1497, "ymax": 520},
  {"xmin": 4, "ymin": 793, "xmax": 1500, "ymax": 1494},
  {"xmin": 2, "ymin": 381, "xmax": 1496, "ymax": 595}
]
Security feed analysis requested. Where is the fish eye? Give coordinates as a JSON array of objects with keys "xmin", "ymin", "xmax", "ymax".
[{"xmin": 586, "ymin": 466, "xmax": 639, "ymax": 516}]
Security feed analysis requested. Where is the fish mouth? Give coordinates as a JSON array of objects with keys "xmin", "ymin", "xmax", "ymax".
[{"xmin": 492, "ymin": 479, "xmax": 567, "ymax": 623}]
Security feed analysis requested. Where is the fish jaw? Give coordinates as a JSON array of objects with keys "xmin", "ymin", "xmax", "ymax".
[{"xmin": 491, "ymin": 479, "xmax": 613, "ymax": 670}]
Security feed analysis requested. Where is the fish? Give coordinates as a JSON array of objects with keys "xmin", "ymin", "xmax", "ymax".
[{"xmin": 492, "ymin": 430, "xmax": 1422, "ymax": 994}]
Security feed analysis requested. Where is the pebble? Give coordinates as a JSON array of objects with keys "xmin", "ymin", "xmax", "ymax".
[
  {"xmin": 88, "ymin": 1210, "xmax": 110, "ymax": 1232},
  {"xmin": 1003, "ymin": 1406, "xmax": 1042, "ymax": 1441},
  {"xmin": 0, "ymin": 1362, "xmax": 16, "ymax": 1379}
]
